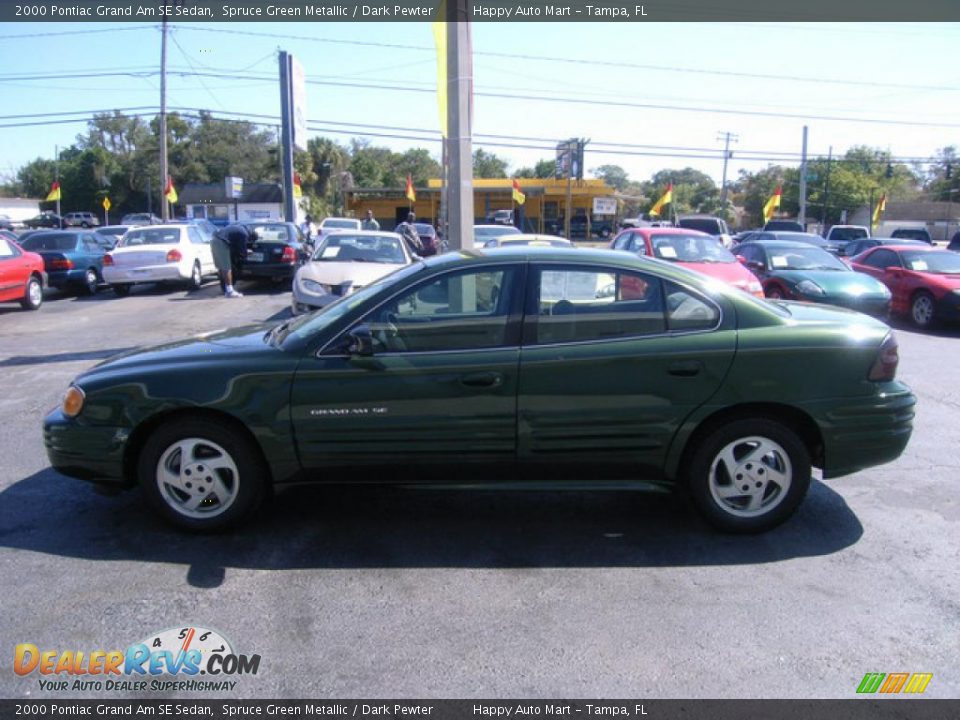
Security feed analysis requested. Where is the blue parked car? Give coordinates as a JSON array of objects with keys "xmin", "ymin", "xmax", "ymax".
[{"xmin": 17, "ymin": 230, "xmax": 111, "ymax": 295}]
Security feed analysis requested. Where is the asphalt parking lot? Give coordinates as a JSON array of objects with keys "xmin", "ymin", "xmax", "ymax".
[{"xmin": 1, "ymin": 278, "xmax": 958, "ymax": 699}]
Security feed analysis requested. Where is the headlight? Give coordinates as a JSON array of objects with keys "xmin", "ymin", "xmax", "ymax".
[
  {"xmin": 62, "ymin": 386, "xmax": 85, "ymax": 418},
  {"xmin": 796, "ymin": 280, "xmax": 825, "ymax": 297},
  {"xmin": 300, "ymin": 279, "xmax": 329, "ymax": 295},
  {"xmin": 747, "ymin": 281, "xmax": 763, "ymax": 294}
]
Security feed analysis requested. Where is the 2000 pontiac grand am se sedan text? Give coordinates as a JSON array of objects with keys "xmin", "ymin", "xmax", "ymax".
[{"xmin": 43, "ymin": 247, "xmax": 916, "ymax": 533}]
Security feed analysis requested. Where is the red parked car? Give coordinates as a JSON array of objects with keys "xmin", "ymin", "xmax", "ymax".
[
  {"xmin": 851, "ymin": 244, "xmax": 960, "ymax": 328},
  {"xmin": 610, "ymin": 226, "xmax": 764, "ymax": 298},
  {"xmin": 0, "ymin": 235, "xmax": 45, "ymax": 310}
]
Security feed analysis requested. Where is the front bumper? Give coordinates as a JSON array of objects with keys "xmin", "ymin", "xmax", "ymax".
[
  {"xmin": 809, "ymin": 382, "xmax": 916, "ymax": 478},
  {"xmin": 291, "ymin": 281, "xmax": 356, "ymax": 312},
  {"xmin": 806, "ymin": 293, "xmax": 891, "ymax": 318},
  {"xmin": 43, "ymin": 408, "xmax": 129, "ymax": 485}
]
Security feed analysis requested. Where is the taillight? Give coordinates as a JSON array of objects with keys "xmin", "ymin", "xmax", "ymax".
[
  {"xmin": 166, "ymin": 249, "xmax": 182, "ymax": 263},
  {"xmin": 102, "ymin": 254, "xmax": 114, "ymax": 266},
  {"xmin": 868, "ymin": 333, "xmax": 899, "ymax": 381},
  {"xmin": 281, "ymin": 246, "xmax": 296, "ymax": 264},
  {"xmin": 49, "ymin": 258, "xmax": 74, "ymax": 270}
]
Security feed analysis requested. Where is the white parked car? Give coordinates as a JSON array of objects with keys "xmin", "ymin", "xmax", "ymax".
[
  {"xmin": 291, "ymin": 231, "xmax": 414, "ymax": 315},
  {"xmin": 473, "ymin": 224, "xmax": 522, "ymax": 249},
  {"xmin": 317, "ymin": 216, "xmax": 362, "ymax": 242},
  {"xmin": 102, "ymin": 224, "xmax": 217, "ymax": 296}
]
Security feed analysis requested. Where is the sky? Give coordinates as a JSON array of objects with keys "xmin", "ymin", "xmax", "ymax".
[{"xmin": 1, "ymin": 20, "xmax": 959, "ymax": 190}]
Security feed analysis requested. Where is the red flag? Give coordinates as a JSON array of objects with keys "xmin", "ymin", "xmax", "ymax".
[{"xmin": 405, "ymin": 174, "xmax": 416, "ymax": 203}]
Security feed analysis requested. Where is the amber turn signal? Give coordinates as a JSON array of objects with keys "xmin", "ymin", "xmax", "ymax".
[{"xmin": 62, "ymin": 386, "xmax": 85, "ymax": 417}]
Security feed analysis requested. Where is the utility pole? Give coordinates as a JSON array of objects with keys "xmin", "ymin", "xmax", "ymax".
[
  {"xmin": 717, "ymin": 131, "xmax": 738, "ymax": 207},
  {"xmin": 279, "ymin": 51, "xmax": 297, "ymax": 223},
  {"xmin": 445, "ymin": 6, "xmax": 474, "ymax": 251},
  {"xmin": 159, "ymin": 18, "xmax": 169, "ymax": 221},
  {"xmin": 798, "ymin": 125, "xmax": 808, "ymax": 227},
  {"xmin": 54, "ymin": 144, "xmax": 61, "ymax": 227},
  {"xmin": 820, "ymin": 146, "xmax": 833, "ymax": 231}
]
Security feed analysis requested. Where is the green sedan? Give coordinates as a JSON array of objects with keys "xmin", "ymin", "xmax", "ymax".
[{"xmin": 43, "ymin": 247, "xmax": 916, "ymax": 533}]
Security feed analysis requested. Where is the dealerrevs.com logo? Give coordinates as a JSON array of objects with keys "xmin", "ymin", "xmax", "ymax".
[{"xmin": 14, "ymin": 626, "xmax": 260, "ymax": 693}]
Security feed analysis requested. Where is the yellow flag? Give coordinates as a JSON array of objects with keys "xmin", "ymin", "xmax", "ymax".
[
  {"xmin": 164, "ymin": 176, "xmax": 178, "ymax": 204},
  {"xmin": 872, "ymin": 193, "xmax": 886, "ymax": 226},
  {"xmin": 432, "ymin": 12, "xmax": 447, "ymax": 137},
  {"xmin": 762, "ymin": 186, "xmax": 782, "ymax": 223},
  {"xmin": 46, "ymin": 181, "xmax": 61, "ymax": 202},
  {"xmin": 649, "ymin": 183, "xmax": 672, "ymax": 217}
]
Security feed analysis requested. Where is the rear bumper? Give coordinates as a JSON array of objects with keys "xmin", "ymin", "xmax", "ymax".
[
  {"xmin": 808, "ymin": 382, "xmax": 916, "ymax": 478},
  {"xmin": 240, "ymin": 263, "xmax": 297, "ymax": 280},
  {"xmin": 47, "ymin": 269, "xmax": 88, "ymax": 288},
  {"xmin": 103, "ymin": 263, "xmax": 188, "ymax": 284},
  {"xmin": 43, "ymin": 408, "xmax": 129, "ymax": 485}
]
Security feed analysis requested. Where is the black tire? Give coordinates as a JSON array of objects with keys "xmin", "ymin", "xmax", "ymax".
[
  {"xmin": 187, "ymin": 261, "xmax": 202, "ymax": 291},
  {"xmin": 684, "ymin": 418, "xmax": 811, "ymax": 533},
  {"xmin": 20, "ymin": 275, "xmax": 43, "ymax": 310},
  {"xmin": 112, "ymin": 284, "xmax": 132, "ymax": 297},
  {"xmin": 81, "ymin": 222, "xmax": 90, "ymax": 228},
  {"xmin": 83, "ymin": 267, "xmax": 100, "ymax": 295},
  {"xmin": 909, "ymin": 291, "xmax": 936, "ymax": 329},
  {"xmin": 137, "ymin": 417, "xmax": 267, "ymax": 532}
]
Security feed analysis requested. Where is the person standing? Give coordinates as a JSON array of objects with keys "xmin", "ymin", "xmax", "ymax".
[
  {"xmin": 213, "ymin": 225, "xmax": 246, "ymax": 298},
  {"xmin": 395, "ymin": 211, "xmax": 423, "ymax": 255},
  {"xmin": 361, "ymin": 210, "xmax": 380, "ymax": 231}
]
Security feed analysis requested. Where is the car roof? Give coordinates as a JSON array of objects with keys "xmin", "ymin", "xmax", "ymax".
[
  {"xmin": 631, "ymin": 227, "xmax": 711, "ymax": 237},
  {"xmin": 321, "ymin": 229, "xmax": 403, "ymax": 238},
  {"xmin": 738, "ymin": 240, "xmax": 825, "ymax": 249}
]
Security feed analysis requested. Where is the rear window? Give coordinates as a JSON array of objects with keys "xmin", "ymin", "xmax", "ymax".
[
  {"xmin": 19, "ymin": 233, "xmax": 77, "ymax": 251},
  {"xmin": 829, "ymin": 227, "xmax": 869, "ymax": 241},
  {"xmin": 248, "ymin": 224, "xmax": 291, "ymax": 243},
  {"xmin": 121, "ymin": 228, "xmax": 182, "ymax": 246},
  {"xmin": 678, "ymin": 218, "xmax": 723, "ymax": 234},
  {"xmin": 322, "ymin": 219, "xmax": 360, "ymax": 229}
]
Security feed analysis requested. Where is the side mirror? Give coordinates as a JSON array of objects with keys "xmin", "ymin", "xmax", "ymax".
[{"xmin": 347, "ymin": 325, "xmax": 374, "ymax": 356}]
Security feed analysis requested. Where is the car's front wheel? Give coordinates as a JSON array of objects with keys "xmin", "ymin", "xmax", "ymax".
[
  {"xmin": 685, "ymin": 418, "xmax": 811, "ymax": 533},
  {"xmin": 910, "ymin": 291, "xmax": 936, "ymax": 329},
  {"xmin": 137, "ymin": 418, "xmax": 267, "ymax": 531}
]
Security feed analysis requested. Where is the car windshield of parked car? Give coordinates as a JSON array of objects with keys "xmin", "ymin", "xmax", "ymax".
[
  {"xmin": 900, "ymin": 250, "xmax": 960, "ymax": 274},
  {"xmin": 650, "ymin": 233, "xmax": 734, "ymax": 263},
  {"xmin": 474, "ymin": 226, "xmax": 521, "ymax": 238},
  {"xmin": 322, "ymin": 219, "xmax": 359, "ymax": 229},
  {"xmin": 246, "ymin": 223, "xmax": 291, "ymax": 243},
  {"xmin": 774, "ymin": 232, "xmax": 828, "ymax": 245},
  {"xmin": 313, "ymin": 233, "xmax": 406, "ymax": 264},
  {"xmin": 121, "ymin": 228, "xmax": 181, "ymax": 246},
  {"xmin": 497, "ymin": 237, "xmax": 571, "ymax": 248},
  {"xmin": 829, "ymin": 227, "xmax": 869, "ymax": 241},
  {"xmin": 19, "ymin": 233, "xmax": 77, "ymax": 251},
  {"xmin": 282, "ymin": 262, "xmax": 424, "ymax": 345},
  {"xmin": 768, "ymin": 246, "xmax": 848, "ymax": 271}
]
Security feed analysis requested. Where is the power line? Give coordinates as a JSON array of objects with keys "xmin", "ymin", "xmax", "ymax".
[
  {"xmin": 0, "ymin": 25, "xmax": 156, "ymax": 40},
  {"xmin": 180, "ymin": 26, "xmax": 960, "ymax": 94}
]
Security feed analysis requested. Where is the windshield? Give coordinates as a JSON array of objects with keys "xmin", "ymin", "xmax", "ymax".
[
  {"xmin": 283, "ymin": 262, "xmax": 423, "ymax": 344},
  {"xmin": 247, "ymin": 223, "xmax": 291, "ymax": 243},
  {"xmin": 767, "ymin": 246, "xmax": 848, "ymax": 271},
  {"xmin": 474, "ymin": 226, "xmax": 521, "ymax": 238},
  {"xmin": 313, "ymin": 233, "xmax": 407, "ymax": 264},
  {"xmin": 774, "ymin": 232, "xmax": 827, "ymax": 245},
  {"xmin": 121, "ymin": 228, "xmax": 182, "ymax": 246},
  {"xmin": 651, "ymin": 233, "xmax": 735, "ymax": 263},
  {"xmin": 829, "ymin": 227, "xmax": 868, "ymax": 241},
  {"xmin": 901, "ymin": 250, "xmax": 960, "ymax": 274},
  {"xmin": 322, "ymin": 219, "xmax": 359, "ymax": 229},
  {"xmin": 498, "ymin": 237, "xmax": 571, "ymax": 247},
  {"xmin": 96, "ymin": 227, "xmax": 127, "ymax": 237},
  {"xmin": 19, "ymin": 233, "xmax": 77, "ymax": 251},
  {"xmin": 414, "ymin": 223, "xmax": 435, "ymax": 236}
]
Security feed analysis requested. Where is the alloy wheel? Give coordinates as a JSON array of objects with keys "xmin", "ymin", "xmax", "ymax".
[
  {"xmin": 155, "ymin": 438, "xmax": 240, "ymax": 520},
  {"xmin": 707, "ymin": 435, "xmax": 793, "ymax": 518}
]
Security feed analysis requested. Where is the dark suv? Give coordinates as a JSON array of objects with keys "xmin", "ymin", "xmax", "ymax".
[{"xmin": 63, "ymin": 212, "xmax": 100, "ymax": 228}]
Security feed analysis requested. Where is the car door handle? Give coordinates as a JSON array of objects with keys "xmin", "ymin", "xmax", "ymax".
[
  {"xmin": 667, "ymin": 360, "xmax": 702, "ymax": 377},
  {"xmin": 460, "ymin": 372, "xmax": 503, "ymax": 388}
]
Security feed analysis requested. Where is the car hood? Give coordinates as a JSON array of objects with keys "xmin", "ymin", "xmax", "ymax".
[
  {"xmin": 297, "ymin": 260, "xmax": 404, "ymax": 286},
  {"xmin": 82, "ymin": 324, "xmax": 278, "ymax": 376},
  {"xmin": 774, "ymin": 269, "xmax": 888, "ymax": 295},
  {"xmin": 679, "ymin": 260, "xmax": 758, "ymax": 287}
]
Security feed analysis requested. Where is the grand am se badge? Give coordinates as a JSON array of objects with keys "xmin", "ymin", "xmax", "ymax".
[{"xmin": 310, "ymin": 407, "xmax": 388, "ymax": 416}]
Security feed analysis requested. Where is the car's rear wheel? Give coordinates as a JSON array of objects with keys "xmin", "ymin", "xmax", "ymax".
[
  {"xmin": 685, "ymin": 418, "xmax": 811, "ymax": 533},
  {"xmin": 137, "ymin": 418, "xmax": 267, "ymax": 531},
  {"xmin": 83, "ymin": 267, "xmax": 99, "ymax": 295},
  {"xmin": 112, "ymin": 284, "xmax": 132, "ymax": 297},
  {"xmin": 21, "ymin": 276, "xmax": 43, "ymax": 310},
  {"xmin": 187, "ymin": 261, "xmax": 202, "ymax": 291},
  {"xmin": 910, "ymin": 291, "xmax": 936, "ymax": 329}
]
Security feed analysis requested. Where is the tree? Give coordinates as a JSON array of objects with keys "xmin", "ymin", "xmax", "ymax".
[
  {"xmin": 513, "ymin": 158, "xmax": 557, "ymax": 179},
  {"xmin": 473, "ymin": 149, "xmax": 509, "ymax": 178},
  {"xmin": 591, "ymin": 164, "xmax": 629, "ymax": 192}
]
